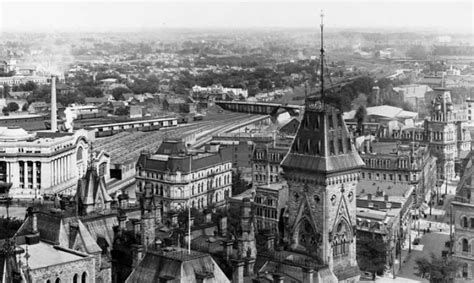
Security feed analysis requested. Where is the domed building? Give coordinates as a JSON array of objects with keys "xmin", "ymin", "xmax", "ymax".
[{"xmin": 0, "ymin": 127, "xmax": 95, "ymax": 198}]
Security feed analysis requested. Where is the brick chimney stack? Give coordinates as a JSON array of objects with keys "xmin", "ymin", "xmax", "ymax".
[{"xmin": 50, "ymin": 76, "xmax": 57, "ymax": 132}]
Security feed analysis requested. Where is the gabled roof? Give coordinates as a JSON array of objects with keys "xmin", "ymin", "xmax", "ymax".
[
  {"xmin": 77, "ymin": 168, "xmax": 112, "ymax": 206},
  {"xmin": 71, "ymin": 220, "xmax": 102, "ymax": 254},
  {"xmin": 282, "ymin": 101, "xmax": 364, "ymax": 175}
]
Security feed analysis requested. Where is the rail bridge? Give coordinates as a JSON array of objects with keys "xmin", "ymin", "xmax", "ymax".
[{"xmin": 215, "ymin": 101, "xmax": 303, "ymax": 116}]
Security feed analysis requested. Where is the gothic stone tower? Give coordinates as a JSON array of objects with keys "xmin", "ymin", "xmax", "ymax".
[
  {"xmin": 281, "ymin": 100, "xmax": 364, "ymax": 281},
  {"xmin": 426, "ymin": 88, "xmax": 457, "ymax": 181}
]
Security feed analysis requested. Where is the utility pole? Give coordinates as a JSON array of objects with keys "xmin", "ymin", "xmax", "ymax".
[{"xmin": 449, "ymin": 205, "xmax": 453, "ymax": 255}]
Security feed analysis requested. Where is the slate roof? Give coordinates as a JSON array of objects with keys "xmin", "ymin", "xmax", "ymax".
[
  {"xmin": 126, "ymin": 248, "xmax": 229, "ymax": 283},
  {"xmin": 77, "ymin": 168, "xmax": 113, "ymax": 206},
  {"xmin": 137, "ymin": 140, "xmax": 233, "ymax": 174},
  {"xmin": 81, "ymin": 215, "xmax": 118, "ymax": 253},
  {"xmin": 278, "ymin": 118, "xmax": 300, "ymax": 135},
  {"xmin": 282, "ymin": 102, "xmax": 364, "ymax": 174}
]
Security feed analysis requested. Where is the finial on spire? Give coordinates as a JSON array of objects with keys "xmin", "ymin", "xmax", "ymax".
[{"xmin": 320, "ymin": 10, "xmax": 324, "ymax": 28}]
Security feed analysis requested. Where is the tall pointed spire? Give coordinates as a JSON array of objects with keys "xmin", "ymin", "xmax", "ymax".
[
  {"xmin": 282, "ymin": 11, "xmax": 364, "ymax": 175},
  {"xmin": 320, "ymin": 10, "xmax": 325, "ymax": 102}
]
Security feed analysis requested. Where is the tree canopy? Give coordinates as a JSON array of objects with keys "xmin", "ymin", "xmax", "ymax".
[
  {"xmin": 357, "ymin": 237, "xmax": 387, "ymax": 277},
  {"xmin": 5, "ymin": 102, "xmax": 19, "ymax": 112},
  {"xmin": 415, "ymin": 253, "xmax": 458, "ymax": 282}
]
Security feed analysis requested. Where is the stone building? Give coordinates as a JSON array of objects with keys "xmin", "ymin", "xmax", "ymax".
[
  {"xmin": 278, "ymin": 98, "xmax": 365, "ymax": 282},
  {"xmin": 372, "ymin": 89, "xmax": 471, "ymax": 181},
  {"xmin": 112, "ymin": 182, "xmax": 158, "ymax": 282},
  {"xmin": 0, "ymin": 127, "xmax": 93, "ymax": 197},
  {"xmin": 452, "ymin": 155, "xmax": 474, "ymax": 282},
  {"xmin": 251, "ymin": 137, "xmax": 289, "ymax": 186},
  {"xmin": 357, "ymin": 140, "xmax": 437, "ymax": 203},
  {"xmin": 426, "ymin": 88, "xmax": 471, "ymax": 181},
  {"xmin": 356, "ymin": 182, "xmax": 415, "ymax": 275},
  {"xmin": 11, "ymin": 161, "xmax": 119, "ymax": 283},
  {"xmin": 254, "ymin": 183, "xmax": 288, "ymax": 234},
  {"xmin": 136, "ymin": 139, "xmax": 232, "ymax": 216}
]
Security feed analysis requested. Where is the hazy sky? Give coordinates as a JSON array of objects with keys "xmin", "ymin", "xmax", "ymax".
[{"xmin": 0, "ymin": 0, "xmax": 473, "ymax": 32}]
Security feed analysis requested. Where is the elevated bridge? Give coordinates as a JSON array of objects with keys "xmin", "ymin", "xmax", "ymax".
[{"xmin": 216, "ymin": 101, "xmax": 303, "ymax": 116}]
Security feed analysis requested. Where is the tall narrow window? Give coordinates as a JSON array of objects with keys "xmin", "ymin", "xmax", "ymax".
[
  {"xmin": 330, "ymin": 141, "xmax": 335, "ymax": 155},
  {"xmin": 462, "ymin": 238, "xmax": 469, "ymax": 252}
]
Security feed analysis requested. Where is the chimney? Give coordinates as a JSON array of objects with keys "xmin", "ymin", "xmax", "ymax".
[
  {"xmin": 27, "ymin": 207, "xmax": 39, "ymax": 234},
  {"xmin": 302, "ymin": 267, "xmax": 314, "ymax": 283},
  {"xmin": 118, "ymin": 211, "xmax": 127, "ymax": 232},
  {"xmin": 50, "ymin": 76, "xmax": 57, "ymax": 132},
  {"xmin": 367, "ymin": 194, "xmax": 372, "ymax": 201},
  {"xmin": 131, "ymin": 219, "xmax": 141, "ymax": 240},
  {"xmin": 232, "ymin": 260, "xmax": 244, "ymax": 283},
  {"xmin": 242, "ymin": 198, "xmax": 251, "ymax": 219},
  {"xmin": 219, "ymin": 216, "xmax": 228, "ymax": 237},
  {"xmin": 384, "ymin": 195, "xmax": 389, "ymax": 202},
  {"xmin": 131, "ymin": 244, "xmax": 144, "ymax": 268},
  {"xmin": 141, "ymin": 212, "xmax": 155, "ymax": 249},
  {"xmin": 223, "ymin": 239, "xmax": 234, "ymax": 262},
  {"xmin": 244, "ymin": 257, "xmax": 255, "ymax": 277}
]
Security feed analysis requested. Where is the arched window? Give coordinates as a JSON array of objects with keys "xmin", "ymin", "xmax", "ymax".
[
  {"xmin": 81, "ymin": 272, "xmax": 87, "ymax": 283},
  {"xmin": 76, "ymin": 147, "xmax": 83, "ymax": 161},
  {"xmin": 462, "ymin": 238, "xmax": 469, "ymax": 252},
  {"xmin": 55, "ymin": 278, "xmax": 61, "ymax": 283},
  {"xmin": 333, "ymin": 219, "xmax": 351, "ymax": 256},
  {"xmin": 73, "ymin": 274, "xmax": 78, "ymax": 283},
  {"xmin": 46, "ymin": 280, "xmax": 51, "ymax": 283}
]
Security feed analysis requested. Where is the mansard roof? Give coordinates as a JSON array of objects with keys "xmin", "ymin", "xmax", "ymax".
[{"xmin": 281, "ymin": 101, "xmax": 364, "ymax": 175}]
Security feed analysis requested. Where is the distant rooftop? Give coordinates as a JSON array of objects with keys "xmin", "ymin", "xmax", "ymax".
[{"xmin": 357, "ymin": 179, "xmax": 414, "ymax": 200}]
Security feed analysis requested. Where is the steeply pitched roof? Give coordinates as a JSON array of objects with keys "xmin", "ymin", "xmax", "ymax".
[
  {"xmin": 126, "ymin": 248, "xmax": 230, "ymax": 283},
  {"xmin": 279, "ymin": 118, "xmax": 300, "ymax": 135},
  {"xmin": 282, "ymin": 101, "xmax": 364, "ymax": 174},
  {"xmin": 77, "ymin": 168, "xmax": 112, "ymax": 206},
  {"xmin": 81, "ymin": 214, "xmax": 118, "ymax": 253}
]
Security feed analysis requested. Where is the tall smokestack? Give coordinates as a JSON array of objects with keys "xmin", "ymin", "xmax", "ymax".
[{"xmin": 51, "ymin": 76, "xmax": 57, "ymax": 132}]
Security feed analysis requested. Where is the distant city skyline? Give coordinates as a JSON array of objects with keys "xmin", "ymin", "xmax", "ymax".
[{"xmin": 0, "ymin": 1, "xmax": 472, "ymax": 33}]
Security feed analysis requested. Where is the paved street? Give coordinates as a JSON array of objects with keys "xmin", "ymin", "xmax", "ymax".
[{"xmin": 361, "ymin": 180, "xmax": 458, "ymax": 283}]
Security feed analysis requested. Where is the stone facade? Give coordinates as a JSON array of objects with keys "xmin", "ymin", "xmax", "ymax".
[
  {"xmin": 29, "ymin": 256, "xmax": 95, "ymax": 283},
  {"xmin": 254, "ymin": 183, "xmax": 288, "ymax": 234},
  {"xmin": 358, "ymin": 141, "xmax": 437, "ymax": 203},
  {"xmin": 251, "ymin": 139, "xmax": 288, "ymax": 186},
  {"xmin": 281, "ymin": 100, "xmax": 365, "ymax": 282},
  {"xmin": 0, "ymin": 128, "xmax": 93, "ymax": 197},
  {"xmin": 452, "ymin": 159, "xmax": 474, "ymax": 282},
  {"xmin": 136, "ymin": 140, "xmax": 232, "ymax": 216}
]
